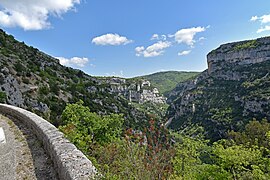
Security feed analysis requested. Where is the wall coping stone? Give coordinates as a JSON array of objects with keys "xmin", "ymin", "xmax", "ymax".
[{"xmin": 0, "ymin": 104, "xmax": 97, "ymax": 180}]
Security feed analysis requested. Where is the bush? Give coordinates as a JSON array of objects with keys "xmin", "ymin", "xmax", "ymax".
[
  {"xmin": 93, "ymin": 120, "xmax": 175, "ymax": 179},
  {"xmin": 22, "ymin": 77, "xmax": 30, "ymax": 84},
  {"xmin": 59, "ymin": 100, "xmax": 124, "ymax": 150},
  {"xmin": 0, "ymin": 91, "xmax": 6, "ymax": 103}
]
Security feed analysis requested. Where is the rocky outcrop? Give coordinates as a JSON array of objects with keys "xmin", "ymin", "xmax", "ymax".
[
  {"xmin": 167, "ymin": 71, "xmax": 208, "ymax": 103},
  {"xmin": 167, "ymin": 36, "xmax": 270, "ymax": 141},
  {"xmin": 207, "ymin": 37, "xmax": 270, "ymax": 74},
  {"xmin": 0, "ymin": 71, "xmax": 24, "ymax": 107},
  {"xmin": 99, "ymin": 78, "xmax": 167, "ymax": 104},
  {"xmin": 0, "ymin": 66, "xmax": 51, "ymax": 115}
]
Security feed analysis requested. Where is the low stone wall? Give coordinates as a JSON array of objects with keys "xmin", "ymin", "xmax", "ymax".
[{"xmin": 0, "ymin": 104, "xmax": 97, "ymax": 180}]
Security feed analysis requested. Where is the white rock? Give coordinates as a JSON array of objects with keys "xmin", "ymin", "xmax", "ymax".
[{"xmin": 0, "ymin": 127, "xmax": 6, "ymax": 144}]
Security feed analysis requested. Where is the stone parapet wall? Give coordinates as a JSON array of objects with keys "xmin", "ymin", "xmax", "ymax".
[{"xmin": 0, "ymin": 104, "xmax": 97, "ymax": 180}]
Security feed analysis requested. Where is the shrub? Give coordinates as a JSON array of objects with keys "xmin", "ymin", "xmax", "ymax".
[
  {"xmin": 0, "ymin": 91, "xmax": 6, "ymax": 103},
  {"xmin": 22, "ymin": 77, "xmax": 30, "ymax": 84}
]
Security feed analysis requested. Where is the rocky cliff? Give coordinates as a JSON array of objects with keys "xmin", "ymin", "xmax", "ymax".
[
  {"xmin": 0, "ymin": 29, "xmax": 148, "ymax": 128},
  {"xmin": 167, "ymin": 37, "xmax": 270, "ymax": 141},
  {"xmin": 97, "ymin": 77, "xmax": 166, "ymax": 104},
  {"xmin": 207, "ymin": 37, "xmax": 270, "ymax": 75}
]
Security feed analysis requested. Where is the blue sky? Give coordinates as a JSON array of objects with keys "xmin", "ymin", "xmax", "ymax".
[{"xmin": 1, "ymin": 0, "xmax": 270, "ymax": 77}]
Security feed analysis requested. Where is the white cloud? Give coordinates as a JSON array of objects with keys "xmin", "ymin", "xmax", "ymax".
[
  {"xmin": 173, "ymin": 26, "xmax": 206, "ymax": 46},
  {"xmin": 260, "ymin": 14, "xmax": 270, "ymax": 23},
  {"xmin": 161, "ymin": 35, "xmax": 167, "ymax": 40},
  {"xmin": 257, "ymin": 25, "xmax": 270, "ymax": 33},
  {"xmin": 198, "ymin": 37, "xmax": 206, "ymax": 41},
  {"xmin": 135, "ymin": 41, "xmax": 171, "ymax": 57},
  {"xmin": 251, "ymin": 14, "xmax": 270, "ymax": 24},
  {"xmin": 92, "ymin": 33, "xmax": 133, "ymax": 46},
  {"xmin": 178, "ymin": 50, "xmax": 191, "ymax": 56},
  {"xmin": 56, "ymin": 57, "xmax": 89, "ymax": 68},
  {"xmin": 135, "ymin": 46, "xmax": 145, "ymax": 56},
  {"xmin": 250, "ymin": 16, "xmax": 258, "ymax": 21},
  {"xmin": 251, "ymin": 14, "xmax": 270, "ymax": 33},
  {"xmin": 0, "ymin": 0, "xmax": 80, "ymax": 30},
  {"xmin": 150, "ymin": 34, "xmax": 167, "ymax": 41},
  {"xmin": 137, "ymin": 26, "xmax": 208, "ymax": 58},
  {"xmin": 151, "ymin": 34, "xmax": 159, "ymax": 40},
  {"xmin": 167, "ymin": 34, "xmax": 174, "ymax": 38}
]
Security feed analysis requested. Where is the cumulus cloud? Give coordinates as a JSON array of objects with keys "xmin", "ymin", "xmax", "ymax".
[
  {"xmin": 0, "ymin": 0, "xmax": 80, "ymax": 30},
  {"xmin": 257, "ymin": 25, "xmax": 270, "ymax": 33},
  {"xmin": 92, "ymin": 33, "xmax": 133, "ymax": 46},
  {"xmin": 56, "ymin": 57, "xmax": 89, "ymax": 68},
  {"xmin": 151, "ymin": 34, "xmax": 159, "ymax": 40},
  {"xmin": 251, "ymin": 14, "xmax": 270, "ymax": 33},
  {"xmin": 173, "ymin": 26, "xmax": 206, "ymax": 46},
  {"xmin": 137, "ymin": 26, "xmax": 208, "ymax": 57},
  {"xmin": 250, "ymin": 16, "xmax": 258, "ymax": 21},
  {"xmin": 251, "ymin": 14, "xmax": 270, "ymax": 24},
  {"xmin": 135, "ymin": 46, "xmax": 145, "ymax": 56},
  {"xmin": 161, "ymin": 35, "xmax": 167, "ymax": 40},
  {"xmin": 178, "ymin": 50, "xmax": 191, "ymax": 56},
  {"xmin": 135, "ymin": 41, "xmax": 171, "ymax": 57},
  {"xmin": 150, "ymin": 34, "xmax": 167, "ymax": 40}
]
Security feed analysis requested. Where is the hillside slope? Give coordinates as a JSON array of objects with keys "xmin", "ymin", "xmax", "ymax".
[
  {"xmin": 167, "ymin": 37, "xmax": 270, "ymax": 141},
  {"xmin": 138, "ymin": 71, "xmax": 199, "ymax": 96},
  {"xmin": 0, "ymin": 29, "xmax": 148, "ymax": 128}
]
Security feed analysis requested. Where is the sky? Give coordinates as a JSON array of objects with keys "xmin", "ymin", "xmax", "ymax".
[{"xmin": 0, "ymin": 0, "xmax": 270, "ymax": 78}]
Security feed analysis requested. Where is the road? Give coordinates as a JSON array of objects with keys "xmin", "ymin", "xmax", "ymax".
[{"xmin": 0, "ymin": 115, "xmax": 58, "ymax": 180}]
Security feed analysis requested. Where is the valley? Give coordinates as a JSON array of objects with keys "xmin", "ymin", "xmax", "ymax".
[{"xmin": 0, "ymin": 29, "xmax": 270, "ymax": 179}]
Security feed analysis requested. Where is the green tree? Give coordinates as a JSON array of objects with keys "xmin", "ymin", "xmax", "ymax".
[
  {"xmin": 212, "ymin": 140, "xmax": 270, "ymax": 179},
  {"xmin": 171, "ymin": 135, "xmax": 231, "ymax": 180},
  {"xmin": 228, "ymin": 119, "xmax": 270, "ymax": 149},
  {"xmin": 0, "ymin": 91, "xmax": 6, "ymax": 103},
  {"xmin": 171, "ymin": 135, "xmax": 210, "ymax": 179},
  {"xmin": 59, "ymin": 100, "xmax": 124, "ymax": 153}
]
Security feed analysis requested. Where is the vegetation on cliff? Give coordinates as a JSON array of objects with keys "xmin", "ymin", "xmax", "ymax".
[
  {"xmin": 0, "ymin": 29, "xmax": 149, "ymax": 128},
  {"xmin": 167, "ymin": 36, "xmax": 270, "ymax": 142},
  {"xmin": 139, "ymin": 71, "xmax": 199, "ymax": 96},
  {"xmin": 60, "ymin": 101, "xmax": 270, "ymax": 179}
]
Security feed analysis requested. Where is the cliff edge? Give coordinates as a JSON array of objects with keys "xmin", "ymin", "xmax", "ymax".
[{"xmin": 167, "ymin": 36, "xmax": 270, "ymax": 141}]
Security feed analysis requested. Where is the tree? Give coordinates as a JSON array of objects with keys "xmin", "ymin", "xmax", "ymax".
[
  {"xmin": 92, "ymin": 119, "xmax": 175, "ymax": 180},
  {"xmin": 171, "ymin": 135, "xmax": 210, "ymax": 179},
  {"xmin": 228, "ymin": 119, "xmax": 270, "ymax": 149},
  {"xmin": 59, "ymin": 100, "xmax": 124, "ymax": 153},
  {"xmin": 212, "ymin": 139, "xmax": 270, "ymax": 179}
]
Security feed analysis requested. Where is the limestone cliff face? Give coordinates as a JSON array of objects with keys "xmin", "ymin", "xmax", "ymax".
[
  {"xmin": 167, "ymin": 37, "xmax": 270, "ymax": 141},
  {"xmin": 207, "ymin": 37, "xmax": 270, "ymax": 75},
  {"xmin": 0, "ymin": 57, "xmax": 50, "ymax": 113}
]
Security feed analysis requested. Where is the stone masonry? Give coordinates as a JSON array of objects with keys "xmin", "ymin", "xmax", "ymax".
[{"xmin": 0, "ymin": 104, "xmax": 97, "ymax": 180}]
